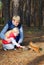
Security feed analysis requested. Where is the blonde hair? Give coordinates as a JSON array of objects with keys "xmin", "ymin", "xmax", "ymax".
[
  {"xmin": 12, "ymin": 27, "xmax": 19, "ymax": 34},
  {"xmin": 5, "ymin": 27, "xmax": 19, "ymax": 37},
  {"xmin": 12, "ymin": 15, "xmax": 20, "ymax": 21}
]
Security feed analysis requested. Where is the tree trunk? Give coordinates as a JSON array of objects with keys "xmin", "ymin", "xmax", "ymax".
[
  {"xmin": 25, "ymin": 0, "xmax": 31, "ymax": 27},
  {"xmin": 18, "ymin": 0, "xmax": 24, "ymax": 23},
  {"xmin": 38, "ymin": 0, "xmax": 43, "ymax": 29},
  {"xmin": 42, "ymin": 0, "xmax": 44, "ymax": 26},
  {"xmin": 2, "ymin": 0, "xmax": 10, "ymax": 24},
  {"xmin": 12, "ymin": 0, "xmax": 19, "ymax": 16},
  {"xmin": 33, "ymin": 0, "xmax": 36, "ymax": 27}
]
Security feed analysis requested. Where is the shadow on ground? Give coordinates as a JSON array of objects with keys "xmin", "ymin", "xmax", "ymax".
[{"xmin": 27, "ymin": 55, "xmax": 44, "ymax": 65}]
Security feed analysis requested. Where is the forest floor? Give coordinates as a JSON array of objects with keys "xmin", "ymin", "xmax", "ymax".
[{"xmin": 0, "ymin": 27, "xmax": 44, "ymax": 65}]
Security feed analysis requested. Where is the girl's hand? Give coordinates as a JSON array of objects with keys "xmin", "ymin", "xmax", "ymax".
[{"xmin": 19, "ymin": 46, "xmax": 25, "ymax": 49}]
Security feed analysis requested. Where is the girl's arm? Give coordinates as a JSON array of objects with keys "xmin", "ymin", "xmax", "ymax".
[
  {"xmin": 0, "ymin": 24, "xmax": 8, "ymax": 40},
  {"xmin": 10, "ymin": 38, "xmax": 25, "ymax": 48},
  {"xmin": 18, "ymin": 26, "xmax": 24, "ymax": 44},
  {"xmin": 10, "ymin": 38, "xmax": 20, "ymax": 47}
]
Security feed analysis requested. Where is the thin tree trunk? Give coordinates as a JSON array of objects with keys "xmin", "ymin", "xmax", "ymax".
[
  {"xmin": 2, "ymin": 0, "xmax": 10, "ymax": 24},
  {"xmin": 38, "ymin": 0, "xmax": 43, "ymax": 29},
  {"xmin": 18, "ymin": 0, "xmax": 24, "ymax": 23},
  {"xmin": 33, "ymin": 0, "xmax": 36, "ymax": 27},
  {"xmin": 26, "ymin": 0, "xmax": 31, "ymax": 27},
  {"xmin": 12, "ymin": 0, "xmax": 19, "ymax": 16}
]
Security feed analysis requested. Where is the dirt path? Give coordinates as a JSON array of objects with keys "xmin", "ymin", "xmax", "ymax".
[
  {"xmin": 0, "ymin": 29, "xmax": 44, "ymax": 65},
  {"xmin": 0, "ymin": 41, "xmax": 44, "ymax": 65}
]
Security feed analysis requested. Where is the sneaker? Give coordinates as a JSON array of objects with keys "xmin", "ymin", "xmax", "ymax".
[
  {"xmin": 13, "ymin": 48, "xmax": 16, "ymax": 50},
  {"xmin": 3, "ymin": 48, "xmax": 7, "ymax": 51}
]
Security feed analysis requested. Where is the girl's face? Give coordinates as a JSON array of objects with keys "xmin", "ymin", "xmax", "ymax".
[
  {"xmin": 14, "ymin": 32, "xmax": 19, "ymax": 36},
  {"xmin": 12, "ymin": 19, "xmax": 20, "ymax": 26}
]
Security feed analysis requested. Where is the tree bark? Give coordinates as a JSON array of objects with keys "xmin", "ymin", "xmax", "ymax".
[
  {"xmin": 33, "ymin": 0, "xmax": 36, "ymax": 27},
  {"xmin": 38, "ymin": 0, "xmax": 43, "ymax": 29},
  {"xmin": 2, "ymin": 0, "xmax": 10, "ymax": 23},
  {"xmin": 12, "ymin": 0, "xmax": 19, "ymax": 16},
  {"xmin": 25, "ymin": 0, "xmax": 31, "ymax": 27}
]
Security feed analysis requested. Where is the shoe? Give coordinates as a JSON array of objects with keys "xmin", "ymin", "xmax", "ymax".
[
  {"xmin": 2, "ymin": 47, "xmax": 7, "ymax": 51},
  {"xmin": 13, "ymin": 48, "xmax": 16, "ymax": 50},
  {"xmin": 3, "ymin": 48, "xmax": 7, "ymax": 51}
]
